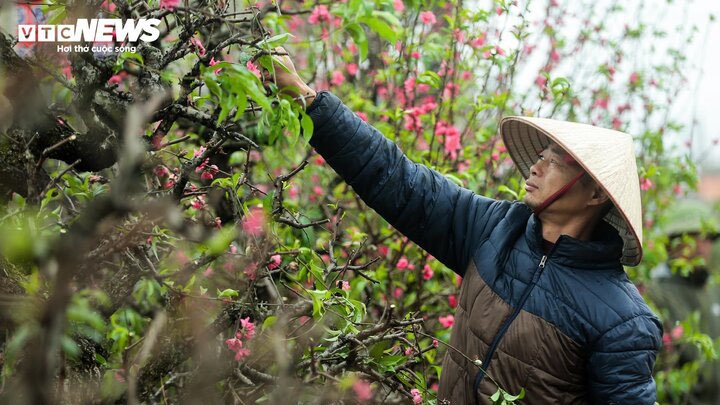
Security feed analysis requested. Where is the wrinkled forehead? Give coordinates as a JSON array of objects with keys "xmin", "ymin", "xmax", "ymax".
[{"xmin": 545, "ymin": 142, "xmax": 578, "ymax": 165}]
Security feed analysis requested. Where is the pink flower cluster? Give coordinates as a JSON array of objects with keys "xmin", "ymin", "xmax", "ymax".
[
  {"xmin": 482, "ymin": 45, "xmax": 505, "ymax": 59},
  {"xmin": 410, "ymin": 388, "xmax": 423, "ymax": 404},
  {"xmin": 246, "ymin": 61, "xmax": 262, "ymax": 78},
  {"xmin": 190, "ymin": 36, "xmax": 206, "ymax": 56},
  {"xmin": 436, "ymin": 121, "xmax": 461, "ymax": 160},
  {"xmin": 352, "ymin": 379, "xmax": 374, "ymax": 402},
  {"xmin": 191, "ymin": 194, "xmax": 206, "ymax": 210},
  {"xmin": 154, "ymin": 165, "xmax": 179, "ymax": 189},
  {"xmin": 331, "ymin": 70, "xmax": 345, "ymax": 86},
  {"xmin": 209, "ymin": 57, "xmax": 222, "ymax": 75},
  {"xmin": 420, "ymin": 11, "xmax": 436, "ymax": 25},
  {"xmin": 159, "ymin": 0, "xmax": 180, "ymax": 10},
  {"xmin": 267, "ymin": 254, "xmax": 281, "ymax": 270},
  {"xmin": 308, "ymin": 5, "xmax": 331, "ymax": 24},
  {"xmin": 396, "ymin": 256, "xmax": 416, "ymax": 271},
  {"xmin": 422, "ymin": 264, "xmax": 433, "ymax": 280},
  {"xmin": 242, "ymin": 207, "xmax": 266, "ymax": 236},
  {"xmin": 193, "ymin": 147, "xmax": 219, "ymax": 180},
  {"xmin": 244, "ymin": 261, "xmax": 258, "ymax": 281},
  {"xmin": 640, "ymin": 177, "xmax": 654, "ymax": 191},
  {"xmin": 662, "ymin": 325, "xmax": 683, "ymax": 351},
  {"xmin": 402, "ymin": 97, "xmax": 438, "ymax": 133},
  {"xmin": 225, "ymin": 317, "xmax": 256, "ymax": 361},
  {"xmin": 469, "ymin": 34, "xmax": 486, "ymax": 48},
  {"xmin": 438, "ymin": 314, "xmax": 454, "ymax": 328}
]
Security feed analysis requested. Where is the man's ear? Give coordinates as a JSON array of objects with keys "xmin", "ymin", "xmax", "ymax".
[{"xmin": 588, "ymin": 185, "xmax": 610, "ymax": 207}]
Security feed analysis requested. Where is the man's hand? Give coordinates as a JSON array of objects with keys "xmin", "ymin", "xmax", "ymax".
[{"xmin": 265, "ymin": 47, "xmax": 317, "ymax": 109}]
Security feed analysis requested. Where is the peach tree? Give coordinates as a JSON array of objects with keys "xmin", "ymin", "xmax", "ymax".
[{"xmin": 0, "ymin": 0, "xmax": 714, "ymax": 403}]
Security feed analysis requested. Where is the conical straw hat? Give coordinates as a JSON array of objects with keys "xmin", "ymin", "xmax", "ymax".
[{"xmin": 500, "ymin": 116, "xmax": 643, "ymax": 266}]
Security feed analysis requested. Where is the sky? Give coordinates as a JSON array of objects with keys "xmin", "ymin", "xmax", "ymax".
[
  {"xmin": 578, "ymin": 0, "xmax": 720, "ymax": 172},
  {"xmin": 669, "ymin": 0, "xmax": 720, "ymax": 171},
  {"xmin": 528, "ymin": 0, "xmax": 720, "ymax": 171}
]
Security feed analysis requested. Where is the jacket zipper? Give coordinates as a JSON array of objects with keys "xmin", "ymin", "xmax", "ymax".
[{"xmin": 472, "ymin": 254, "xmax": 549, "ymax": 402}]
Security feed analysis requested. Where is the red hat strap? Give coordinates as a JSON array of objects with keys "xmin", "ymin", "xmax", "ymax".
[{"xmin": 532, "ymin": 171, "xmax": 586, "ymax": 215}]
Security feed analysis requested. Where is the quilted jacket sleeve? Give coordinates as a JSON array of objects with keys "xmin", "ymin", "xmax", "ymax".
[
  {"xmin": 587, "ymin": 314, "xmax": 662, "ymax": 404},
  {"xmin": 307, "ymin": 91, "xmax": 503, "ymax": 275}
]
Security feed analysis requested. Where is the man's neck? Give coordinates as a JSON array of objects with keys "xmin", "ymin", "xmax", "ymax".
[{"xmin": 539, "ymin": 212, "xmax": 598, "ymax": 243}]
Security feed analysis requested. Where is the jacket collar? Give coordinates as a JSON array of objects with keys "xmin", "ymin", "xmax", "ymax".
[{"xmin": 525, "ymin": 213, "xmax": 624, "ymax": 269}]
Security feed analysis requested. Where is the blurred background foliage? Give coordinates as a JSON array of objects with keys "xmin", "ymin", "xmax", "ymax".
[{"xmin": 0, "ymin": 0, "xmax": 719, "ymax": 403}]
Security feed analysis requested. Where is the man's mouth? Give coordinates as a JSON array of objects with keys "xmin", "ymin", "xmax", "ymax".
[{"xmin": 525, "ymin": 180, "xmax": 538, "ymax": 192}]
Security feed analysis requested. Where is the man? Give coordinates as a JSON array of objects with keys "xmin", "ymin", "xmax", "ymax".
[
  {"xmin": 645, "ymin": 199, "xmax": 720, "ymax": 404},
  {"xmin": 269, "ymin": 49, "xmax": 662, "ymax": 404}
]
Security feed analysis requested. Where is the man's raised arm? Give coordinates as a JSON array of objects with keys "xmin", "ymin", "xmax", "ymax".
[{"xmin": 268, "ymin": 48, "xmax": 508, "ymax": 274}]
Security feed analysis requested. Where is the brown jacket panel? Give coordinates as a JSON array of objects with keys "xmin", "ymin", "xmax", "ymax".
[{"xmin": 438, "ymin": 261, "xmax": 589, "ymax": 404}]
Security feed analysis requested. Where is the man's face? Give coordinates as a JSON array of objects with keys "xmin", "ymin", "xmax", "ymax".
[{"xmin": 523, "ymin": 143, "xmax": 593, "ymax": 214}]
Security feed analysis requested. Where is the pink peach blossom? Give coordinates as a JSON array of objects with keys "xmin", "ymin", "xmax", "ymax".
[
  {"xmin": 640, "ymin": 177, "xmax": 653, "ymax": 191},
  {"xmin": 242, "ymin": 207, "xmax": 265, "ymax": 236},
  {"xmin": 308, "ymin": 5, "xmax": 331, "ymax": 24},
  {"xmin": 411, "ymin": 388, "xmax": 423, "ymax": 404},
  {"xmin": 246, "ymin": 61, "xmax": 262, "ymax": 78},
  {"xmin": 160, "ymin": 0, "xmax": 180, "ymax": 10},
  {"xmin": 240, "ymin": 317, "xmax": 256, "ymax": 339},
  {"xmin": 422, "ymin": 264, "xmax": 433, "ymax": 280},
  {"xmin": 189, "ymin": 37, "xmax": 206, "ymax": 56},
  {"xmin": 244, "ymin": 262, "xmax": 258, "ymax": 281},
  {"xmin": 268, "ymin": 254, "xmax": 281, "ymax": 270},
  {"xmin": 331, "ymin": 70, "xmax": 345, "ymax": 86},
  {"xmin": 352, "ymin": 379, "xmax": 374, "ymax": 402},
  {"xmin": 347, "ymin": 63, "xmax": 358, "ymax": 76},
  {"xmin": 439, "ymin": 314, "xmax": 454, "ymax": 328},
  {"xmin": 420, "ymin": 11, "xmax": 436, "ymax": 25}
]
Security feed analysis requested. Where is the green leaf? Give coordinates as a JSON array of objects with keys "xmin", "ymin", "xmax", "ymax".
[
  {"xmin": 206, "ymin": 226, "xmax": 238, "ymax": 255},
  {"xmin": 94, "ymin": 353, "xmax": 108, "ymax": 366},
  {"xmin": 217, "ymin": 288, "xmax": 239, "ymax": 299},
  {"xmin": 258, "ymin": 33, "xmax": 291, "ymax": 49},
  {"xmin": 444, "ymin": 174, "xmax": 464, "ymax": 187},
  {"xmin": 417, "ymin": 71, "xmax": 442, "ymax": 89},
  {"xmin": 372, "ymin": 10, "xmax": 402, "ymax": 28},
  {"xmin": 503, "ymin": 387, "xmax": 525, "ymax": 401},
  {"xmin": 235, "ymin": 69, "xmax": 271, "ymax": 110},
  {"xmin": 376, "ymin": 354, "xmax": 407, "ymax": 371},
  {"xmin": 346, "ymin": 23, "xmax": 369, "ymax": 62},
  {"xmin": 308, "ymin": 262, "xmax": 326, "ymax": 288},
  {"xmin": 204, "ymin": 74, "xmax": 222, "ymax": 99},
  {"xmin": 113, "ymin": 51, "xmax": 144, "ymax": 74},
  {"xmin": 217, "ymin": 96, "xmax": 231, "ymax": 125},
  {"xmin": 47, "ymin": 7, "xmax": 67, "ymax": 26},
  {"xmin": 300, "ymin": 109, "xmax": 314, "ymax": 143},
  {"xmin": 346, "ymin": 0, "xmax": 364, "ymax": 16},
  {"xmin": 61, "ymin": 335, "xmax": 80, "ymax": 359},
  {"xmin": 262, "ymin": 316, "xmax": 278, "ymax": 331},
  {"xmin": 361, "ymin": 16, "xmax": 397, "ymax": 43},
  {"xmin": 309, "ymin": 290, "xmax": 326, "ymax": 318},
  {"xmin": 2, "ymin": 324, "xmax": 33, "ymax": 376},
  {"xmin": 498, "ymin": 185, "xmax": 519, "ymax": 200}
]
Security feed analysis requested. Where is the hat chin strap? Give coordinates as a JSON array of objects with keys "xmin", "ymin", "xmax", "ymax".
[{"xmin": 532, "ymin": 171, "xmax": 586, "ymax": 215}]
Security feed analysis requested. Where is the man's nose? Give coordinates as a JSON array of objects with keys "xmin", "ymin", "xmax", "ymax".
[{"xmin": 530, "ymin": 160, "xmax": 541, "ymax": 177}]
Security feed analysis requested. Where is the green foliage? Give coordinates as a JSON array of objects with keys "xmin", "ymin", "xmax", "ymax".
[{"xmin": 1, "ymin": 0, "xmax": 715, "ymax": 403}]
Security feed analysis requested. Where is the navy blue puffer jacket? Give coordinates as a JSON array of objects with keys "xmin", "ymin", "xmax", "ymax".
[{"xmin": 307, "ymin": 91, "xmax": 662, "ymax": 404}]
